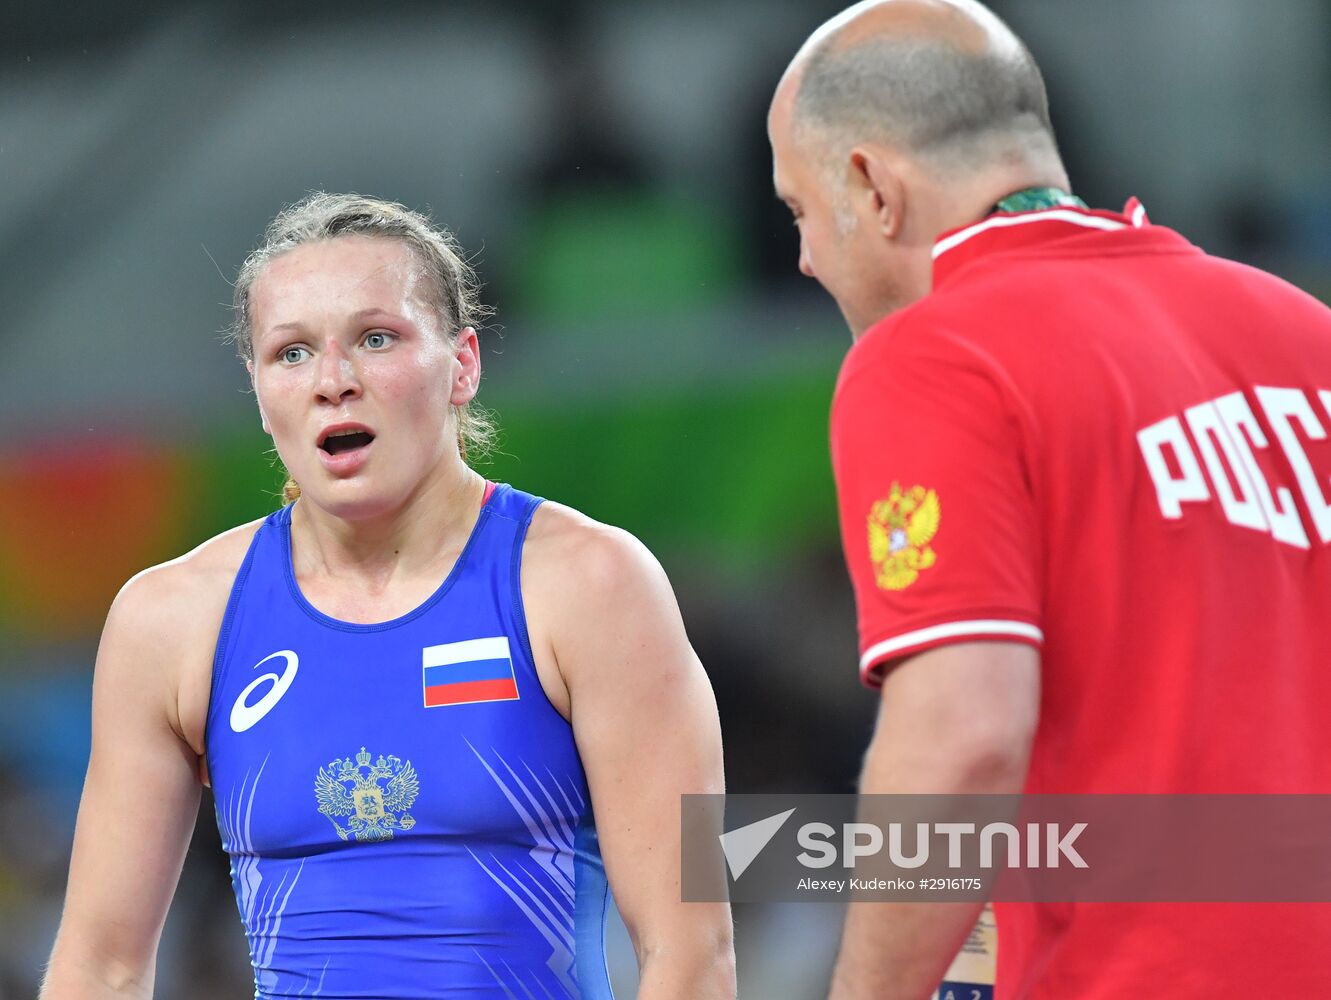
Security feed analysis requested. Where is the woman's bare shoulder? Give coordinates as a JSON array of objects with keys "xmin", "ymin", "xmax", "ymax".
[
  {"xmin": 524, "ymin": 500, "xmax": 639, "ymax": 561},
  {"xmin": 109, "ymin": 516, "xmax": 269, "ymax": 644},
  {"xmin": 521, "ymin": 500, "xmax": 671, "ymax": 610},
  {"xmin": 92, "ymin": 516, "xmax": 271, "ymax": 762}
]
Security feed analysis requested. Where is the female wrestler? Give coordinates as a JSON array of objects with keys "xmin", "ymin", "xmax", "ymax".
[{"xmin": 42, "ymin": 193, "xmax": 734, "ymax": 999}]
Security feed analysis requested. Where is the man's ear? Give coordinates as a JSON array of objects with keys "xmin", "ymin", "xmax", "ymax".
[
  {"xmin": 849, "ymin": 145, "xmax": 905, "ymax": 239},
  {"xmin": 247, "ymin": 359, "xmax": 272, "ymax": 435}
]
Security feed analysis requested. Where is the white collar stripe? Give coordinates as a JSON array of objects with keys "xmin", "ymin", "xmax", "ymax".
[{"xmin": 932, "ymin": 209, "xmax": 1129, "ymax": 261}]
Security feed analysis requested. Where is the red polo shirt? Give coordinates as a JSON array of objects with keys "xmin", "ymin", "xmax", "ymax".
[{"xmin": 831, "ymin": 201, "xmax": 1331, "ymax": 996}]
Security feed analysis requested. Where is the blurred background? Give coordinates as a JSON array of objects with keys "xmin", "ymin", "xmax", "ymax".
[{"xmin": 2, "ymin": 0, "xmax": 1329, "ymax": 996}]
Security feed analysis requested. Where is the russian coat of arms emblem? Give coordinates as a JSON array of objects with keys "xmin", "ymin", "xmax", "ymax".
[
  {"xmin": 315, "ymin": 746, "xmax": 420, "ymax": 842},
  {"xmin": 867, "ymin": 483, "xmax": 941, "ymax": 591}
]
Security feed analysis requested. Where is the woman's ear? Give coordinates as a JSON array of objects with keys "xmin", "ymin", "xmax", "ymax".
[{"xmin": 451, "ymin": 327, "xmax": 482, "ymax": 406}]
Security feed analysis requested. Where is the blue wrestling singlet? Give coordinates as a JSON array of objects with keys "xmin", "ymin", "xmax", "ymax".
[{"xmin": 204, "ymin": 484, "xmax": 615, "ymax": 1000}]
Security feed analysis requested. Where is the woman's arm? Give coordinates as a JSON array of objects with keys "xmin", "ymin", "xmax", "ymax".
[
  {"xmin": 41, "ymin": 566, "xmax": 210, "ymax": 999},
  {"xmin": 525, "ymin": 509, "xmax": 735, "ymax": 1000}
]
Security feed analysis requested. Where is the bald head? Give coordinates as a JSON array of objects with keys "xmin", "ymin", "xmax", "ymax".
[
  {"xmin": 779, "ymin": 0, "xmax": 1060, "ymax": 177},
  {"xmin": 767, "ymin": 0, "xmax": 1070, "ymax": 335}
]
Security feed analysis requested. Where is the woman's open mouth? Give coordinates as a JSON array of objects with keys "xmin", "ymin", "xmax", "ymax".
[
  {"xmin": 321, "ymin": 429, "xmax": 375, "ymax": 455},
  {"xmin": 317, "ymin": 424, "xmax": 377, "ymax": 474}
]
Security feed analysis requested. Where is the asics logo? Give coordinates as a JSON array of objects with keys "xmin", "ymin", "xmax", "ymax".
[{"xmin": 230, "ymin": 650, "xmax": 300, "ymax": 733}]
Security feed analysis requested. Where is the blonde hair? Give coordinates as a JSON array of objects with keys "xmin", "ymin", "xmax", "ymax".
[{"xmin": 228, "ymin": 192, "xmax": 497, "ymax": 502}]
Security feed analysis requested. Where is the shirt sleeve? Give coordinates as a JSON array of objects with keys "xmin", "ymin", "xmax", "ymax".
[{"xmin": 831, "ymin": 321, "xmax": 1043, "ymax": 687}]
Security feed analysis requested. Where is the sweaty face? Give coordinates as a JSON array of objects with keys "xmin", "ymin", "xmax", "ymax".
[
  {"xmin": 248, "ymin": 236, "xmax": 476, "ymax": 519},
  {"xmin": 768, "ymin": 88, "xmax": 918, "ymax": 338}
]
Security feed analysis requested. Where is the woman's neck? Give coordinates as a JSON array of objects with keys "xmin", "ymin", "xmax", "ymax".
[{"xmin": 290, "ymin": 460, "xmax": 487, "ymax": 587}]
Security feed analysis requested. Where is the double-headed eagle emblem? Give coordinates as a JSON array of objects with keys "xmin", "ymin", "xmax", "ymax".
[
  {"xmin": 867, "ymin": 483, "xmax": 940, "ymax": 591},
  {"xmin": 315, "ymin": 747, "xmax": 419, "ymax": 842}
]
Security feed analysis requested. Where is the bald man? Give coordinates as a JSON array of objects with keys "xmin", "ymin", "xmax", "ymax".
[{"xmin": 770, "ymin": 2, "xmax": 1331, "ymax": 998}]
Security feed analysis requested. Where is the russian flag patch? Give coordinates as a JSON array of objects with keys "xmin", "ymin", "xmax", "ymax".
[{"xmin": 422, "ymin": 636, "xmax": 520, "ymax": 708}]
